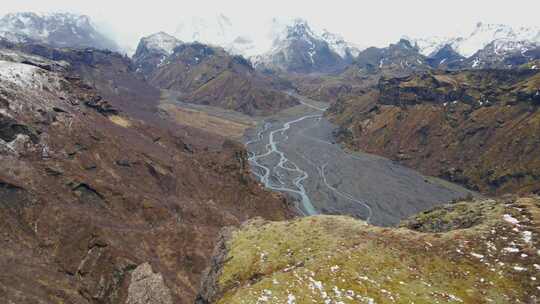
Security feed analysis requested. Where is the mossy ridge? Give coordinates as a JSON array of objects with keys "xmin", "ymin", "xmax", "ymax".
[{"xmin": 211, "ymin": 197, "xmax": 539, "ymax": 304}]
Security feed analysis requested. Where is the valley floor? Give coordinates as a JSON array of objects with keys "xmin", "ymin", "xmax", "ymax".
[
  {"xmin": 245, "ymin": 96, "xmax": 476, "ymax": 226},
  {"xmin": 160, "ymin": 89, "xmax": 476, "ymax": 226}
]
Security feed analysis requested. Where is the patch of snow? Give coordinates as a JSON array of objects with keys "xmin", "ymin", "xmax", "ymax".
[
  {"xmin": 503, "ymin": 247, "xmax": 520, "ymax": 253},
  {"xmin": 513, "ymin": 266, "xmax": 527, "ymax": 272},
  {"xmin": 522, "ymin": 231, "xmax": 532, "ymax": 244},
  {"xmin": 0, "ymin": 61, "xmax": 50, "ymax": 89},
  {"xmin": 448, "ymin": 294, "xmax": 463, "ymax": 302},
  {"xmin": 140, "ymin": 32, "xmax": 182, "ymax": 55},
  {"xmin": 471, "ymin": 252, "xmax": 485, "ymax": 259},
  {"xmin": 503, "ymin": 214, "xmax": 520, "ymax": 225}
]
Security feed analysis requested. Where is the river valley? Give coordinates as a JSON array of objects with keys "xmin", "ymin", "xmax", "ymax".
[
  {"xmin": 244, "ymin": 96, "xmax": 476, "ymax": 226},
  {"xmin": 162, "ymin": 90, "xmax": 477, "ymax": 226}
]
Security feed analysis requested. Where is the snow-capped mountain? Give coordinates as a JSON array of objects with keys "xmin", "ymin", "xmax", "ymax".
[
  {"xmin": 173, "ymin": 14, "xmax": 264, "ymax": 57},
  {"xmin": 136, "ymin": 32, "xmax": 182, "ymax": 56},
  {"xmin": 411, "ymin": 22, "xmax": 540, "ymax": 58},
  {"xmin": 0, "ymin": 12, "xmax": 119, "ymax": 51},
  {"xmin": 454, "ymin": 23, "xmax": 540, "ymax": 57},
  {"xmin": 174, "ymin": 14, "xmax": 237, "ymax": 46},
  {"xmin": 464, "ymin": 39, "xmax": 540, "ymax": 69},
  {"xmin": 252, "ymin": 19, "xmax": 353, "ymax": 73},
  {"xmin": 320, "ymin": 29, "xmax": 362, "ymax": 61},
  {"xmin": 132, "ymin": 32, "xmax": 182, "ymax": 76},
  {"xmin": 172, "ymin": 15, "xmax": 361, "ymax": 64}
]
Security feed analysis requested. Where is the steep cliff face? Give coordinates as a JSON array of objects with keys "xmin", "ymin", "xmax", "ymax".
[
  {"xmin": 197, "ymin": 196, "xmax": 540, "ymax": 303},
  {"xmin": 0, "ymin": 48, "xmax": 293, "ymax": 304},
  {"xmin": 327, "ymin": 69, "xmax": 540, "ymax": 195}
]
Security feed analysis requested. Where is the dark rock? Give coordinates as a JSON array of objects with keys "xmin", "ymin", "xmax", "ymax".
[
  {"xmin": 44, "ymin": 167, "xmax": 64, "ymax": 176},
  {"xmin": 0, "ymin": 114, "xmax": 39, "ymax": 143},
  {"xmin": 72, "ymin": 183, "xmax": 105, "ymax": 206},
  {"xmin": 84, "ymin": 98, "xmax": 119, "ymax": 116},
  {"xmin": 116, "ymin": 160, "xmax": 131, "ymax": 167},
  {"xmin": 0, "ymin": 181, "xmax": 31, "ymax": 209}
]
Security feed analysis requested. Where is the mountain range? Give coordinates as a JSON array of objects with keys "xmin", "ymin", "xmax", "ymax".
[
  {"xmin": 0, "ymin": 12, "xmax": 119, "ymax": 51},
  {"xmin": 133, "ymin": 32, "xmax": 299, "ymax": 116},
  {"xmin": 410, "ymin": 22, "xmax": 540, "ymax": 57},
  {"xmin": 1, "ymin": 12, "xmax": 539, "ymax": 74}
]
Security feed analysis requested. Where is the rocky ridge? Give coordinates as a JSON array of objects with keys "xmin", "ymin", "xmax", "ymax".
[{"xmin": 327, "ymin": 68, "xmax": 540, "ymax": 195}]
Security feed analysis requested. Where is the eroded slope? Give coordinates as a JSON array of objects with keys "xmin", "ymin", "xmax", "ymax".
[
  {"xmin": 0, "ymin": 50, "xmax": 293, "ymax": 304},
  {"xmin": 327, "ymin": 69, "xmax": 540, "ymax": 195}
]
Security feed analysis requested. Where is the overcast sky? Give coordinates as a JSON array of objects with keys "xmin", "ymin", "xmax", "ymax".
[{"xmin": 2, "ymin": 0, "xmax": 539, "ymax": 50}]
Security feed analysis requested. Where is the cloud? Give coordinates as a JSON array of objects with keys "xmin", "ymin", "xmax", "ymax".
[{"xmin": 1, "ymin": 0, "xmax": 539, "ymax": 52}]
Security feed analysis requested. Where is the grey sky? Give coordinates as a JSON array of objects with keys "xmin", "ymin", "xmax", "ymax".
[{"xmin": 2, "ymin": 0, "xmax": 539, "ymax": 50}]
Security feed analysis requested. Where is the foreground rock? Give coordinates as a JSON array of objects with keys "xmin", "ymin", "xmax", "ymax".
[{"xmin": 197, "ymin": 196, "xmax": 540, "ymax": 303}]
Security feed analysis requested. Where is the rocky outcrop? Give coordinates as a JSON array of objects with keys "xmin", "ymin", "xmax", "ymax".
[
  {"xmin": 198, "ymin": 196, "xmax": 540, "ymax": 303},
  {"xmin": 195, "ymin": 227, "xmax": 234, "ymax": 304},
  {"xmin": 127, "ymin": 263, "xmax": 173, "ymax": 304}
]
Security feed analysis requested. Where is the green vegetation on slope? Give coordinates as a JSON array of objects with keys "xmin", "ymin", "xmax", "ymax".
[{"xmin": 199, "ymin": 197, "xmax": 540, "ymax": 303}]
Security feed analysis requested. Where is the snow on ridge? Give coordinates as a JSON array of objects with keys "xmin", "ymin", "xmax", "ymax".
[
  {"xmin": 410, "ymin": 22, "xmax": 540, "ymax": 58},
  {"xmin": 266, "ymin": 17, "xmax": 361, "ymax": 60},
  {"xmin": 321, "ymin": 29, "xmax": 363, "ymax": 58},
  {"xmin": 406, "ymin": 35, "xmax": 456, "ymax": 56},
  {"xmin": 141, "ymin": 32, "xmax": 182, "ymax": 55},
  {"xmin": 0, "ymin": 12, "xmax": 93, "ymax": 40},
  {"xmin": 0, "ymin": 60, "xmax": 52, "ymax": 90},
  {"xmin": 172, "ymin": 15, "xmax": 360, "ymax": 60}
]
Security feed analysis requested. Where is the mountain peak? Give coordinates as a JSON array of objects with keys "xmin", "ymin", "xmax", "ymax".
[
  {"xmin": 284, "ymin": 18, "xmax": 317, "ymax": 40},
  {"xmin": 139, "ymin": 32, "xmax": 182, "ymax": 55},
  {"xmin": 396, "ymin": 38, "xmax": 414, "ymax": 49},
  {"xmin": 0, "ymin": 11, "xmax": 118, "ymax": 51}
]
